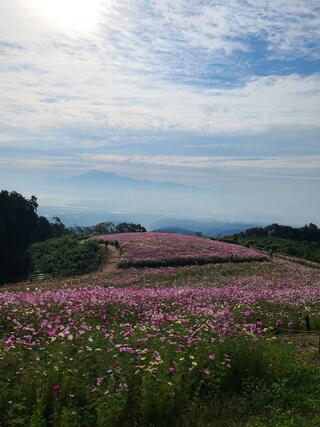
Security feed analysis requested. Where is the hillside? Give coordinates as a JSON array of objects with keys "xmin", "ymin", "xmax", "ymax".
[
  {"xmin": 92, "ymin": 232, "xmax": 267, "ymax": 267},
  {"xmin": 224, "ymin": 223, "xmax": 320, "ymax": 263},
  {"xmin": 2, "ymin": 236, "xmax": 320, "ymax": 426}
]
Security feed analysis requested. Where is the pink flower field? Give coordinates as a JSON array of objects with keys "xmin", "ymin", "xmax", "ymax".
[
  {"xmin": 2, "ymin": 259, "xmax": 320, "ymax": 354},
  {"xmin": 93, "ymin": 232, "xmax": 267, "ymax": 267},
  {"xmin": 1, "ymin": 255, "xmax": 320, "ymax": 425}
]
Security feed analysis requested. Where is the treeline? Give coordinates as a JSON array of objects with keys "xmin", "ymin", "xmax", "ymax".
[
  {"xmin": 0, "ymin": 190, "xmax": 146, "ymax": 280},
  {"xmin": 236, "ymin": 223, "xmax": 320, "ymax": 243},
  {"xmin": 0, "ymin": 191, "xmax": 70, "ymax": 279},
  {"xmin": 71, "ymin": 221, "xmax": 146, "ymax": 238},
  {"xmin": 223, "ymin": 223, "xmax": 320, "ymax": 263}
]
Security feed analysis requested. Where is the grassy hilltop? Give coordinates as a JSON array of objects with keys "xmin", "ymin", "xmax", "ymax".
[{"xmin": 1, "ymin": 233, "xmax": 320, "ymax": 427}]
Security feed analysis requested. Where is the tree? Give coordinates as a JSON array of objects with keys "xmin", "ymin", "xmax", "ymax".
[
  {"xmin": 0, "ymin": 190, "xmax": 39, "ymax": 277},
  {"xmin": 115, "ymin": 223, "xmax": 146, "ymax": 233},
  {"xmin": 32, "ymin": 216, "xmax": 53, "ymax": 243},
  {"xmin": 94, "ymin": 222, "xmax": 115, "ymax": 235},
  {"xmin": 51, "ymin": 217, "xmax": 70, "ymax": 238},
  {"xmin": 301, "ymin": 223, "xmax": 319, "ymax": 242}
]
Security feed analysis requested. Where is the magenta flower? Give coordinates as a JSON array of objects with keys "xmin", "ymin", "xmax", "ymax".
[
  {"xmin": 119, "ymin": 346, "xmax": 135, "ymax": 353},
  {"xmin": 96, "ymin": 376, "xmax": 105, "ymax": 385},
  {"xmin": 167, "ymin": 367, "xmax": 175, "ymax": 375},
  {"xmin": 52, "ymin": 384, "xmax": 61, "ymax": 394}
]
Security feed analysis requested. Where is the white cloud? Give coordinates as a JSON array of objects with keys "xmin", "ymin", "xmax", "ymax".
[
  {"xmin": 80, "ymin": 153, "xmax": 320, "ymax": 170},
  {"xmin": 1, "ymin": 54, "xmax": 319, "ymax": 135},
  {"xmin": 1, "ymin": 1, "xmax": 319, "ymax": 59},
  {"xmin": 0, "ymin": 0, "xmax": 319, "ymax": 140},
  {"xmin": 1, "ymin": 153, "xmax": 320, "ymax": 171}
]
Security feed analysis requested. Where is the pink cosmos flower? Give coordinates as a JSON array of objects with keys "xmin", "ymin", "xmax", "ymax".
[
  {"xmin": 52, "ymin": 384, "xmax": 61, "ymax": 394},
  {"xmin": 119, "ymin": 346, "xmax": 135, "ymax": 353},
  {"xmin": 208, "ymin": 354, "xmax": 216, "ymax": 361},
  {"xmin": 96, "ymin": 376, "xmax": 104, "ymax": 385}
]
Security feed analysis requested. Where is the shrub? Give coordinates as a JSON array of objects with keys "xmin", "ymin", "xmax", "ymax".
[{"xmin": 28, "ymin": 235, "xmax": 102, "ymax": 277}]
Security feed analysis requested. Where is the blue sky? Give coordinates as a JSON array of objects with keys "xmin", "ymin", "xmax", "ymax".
[{"xmin": 0, "ymin": 0, "xmax": 320, "ymax": 224}]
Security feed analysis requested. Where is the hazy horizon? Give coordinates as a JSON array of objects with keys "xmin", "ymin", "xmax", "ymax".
[{"xmin": 1, "ymin": 1, "xmax": 319, "ymax": 225}]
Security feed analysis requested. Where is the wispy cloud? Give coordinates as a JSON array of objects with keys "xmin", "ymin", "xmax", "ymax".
[
  {"xmin": 80, "ymin": 153, "xmax": 320, "ymax": 170},
  {"xmin": 0, "ymin": 0, "xmax": 319, "ymax": 138},
  {"xmin": 1, "ymin": 68, "xmax": 319, "ymax": 136},
  {"xmin": 1, "ymin": 152, "xmax": 320, "ymax": 173}
]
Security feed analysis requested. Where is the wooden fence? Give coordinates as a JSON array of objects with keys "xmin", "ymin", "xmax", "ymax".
[{"xmin": 0, "ymin": 273, "xmax": 53, "ymax": 286}]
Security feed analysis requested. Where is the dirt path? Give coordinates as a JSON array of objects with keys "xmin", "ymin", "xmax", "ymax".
[
  {"xmin": 274, "ymin": 253, "xmax": 320, "ymax": 269},
  {"xmin": 102, "ymin": 244, "xmax": 121, "ymax": 272}
]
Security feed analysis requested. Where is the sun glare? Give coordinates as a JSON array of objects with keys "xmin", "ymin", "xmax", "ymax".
[{"xmin": 33, "ymin": 0, "xmax": 103, "ymax": 33}]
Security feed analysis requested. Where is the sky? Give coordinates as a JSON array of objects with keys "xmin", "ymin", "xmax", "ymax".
[{"xmin": 0, "ymin": 0, "xmax": 320, "ymax": 225}]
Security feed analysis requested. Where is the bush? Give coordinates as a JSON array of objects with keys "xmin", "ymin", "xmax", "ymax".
[
  {"xmin": 28, "ymin": 236, "xmax": 103, "ymax": 277},
  {"xmin": 118, "ymin": 255, "xmax": 267, "ymax": 269}
]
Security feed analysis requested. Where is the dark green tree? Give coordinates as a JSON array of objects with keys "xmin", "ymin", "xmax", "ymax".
[
  {"xmin": 0, "ymin": 190, "xmax": 38, "ymax": 277},
  {"xmin": 32, "ymin": 216, "xmax": 53, "ymax": 243},
  {"xmin": 94, "ymin": 222, "xmax": 115, "ymax": 235},
  {"xmin": 51, "ymin": 217, "xmax": 70, "ymax": 238},
  {"xmin": 115, "ymin": 223, "xmax": 146, "ymax": 233}
]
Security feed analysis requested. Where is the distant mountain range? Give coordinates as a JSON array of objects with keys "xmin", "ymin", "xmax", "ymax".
[
  {"xmin": 60, "ymin": 170, "xmax": 202, "ymax": 193},
  {"xmin": 41, "ymin": 170, "xmax": 261, "ymax": 235},
  {"xmin": 39, "ymin": 204, "xmax": 258, "ymax": 237},
  {"xmin": 151, "ymin": 218, "xmax": 259, "ymax": 237}
]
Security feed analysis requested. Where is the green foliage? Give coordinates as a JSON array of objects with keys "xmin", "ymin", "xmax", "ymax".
[
  {"xmin": 28, "ymin": 235, "xmax": 102, "ymax": 276},
  {"xmin": 0, "ymin": 190, "xmax": 39, "ymax": 278},
  {"xmin": 115, "ymin": 223, "xmax": 147, "ymax": 233},
  {"xmin": 1, "ymin": 335, "xmax": 320, "ymax": 426},
  {"xmin": 50, "ymin": 217, "xmax": 70, "ymax": 238},
  {"xmin": 71, "ymin": 222, "xmax": 146, "ymax": 239},
  {"xmin": 32, "ymin": 216, "xmax": 54, "ymax": 243},
  {"xmin": 118, "ymin": 255, "xmax": 266, "ymax": 269},
  {"xmin": 0, "ymin": 190, "xmax": 72, "ymax": 280},
  {"xmin": 235, "ymin": 223, "xmax": 320, "ymax": 243},
  {"xmin": 223, "ymin": 235, "xmax": 320, "ymax": 263},
  {"xmin": 221, "ymin": 223, "xmax": 320, "ymax": 263}
]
